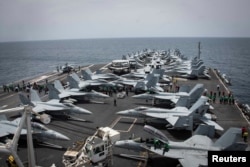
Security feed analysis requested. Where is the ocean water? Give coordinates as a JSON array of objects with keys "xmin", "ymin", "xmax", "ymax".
[{"xmin": 0, "ymin": 37, "xmax": 250, "ymax": 104}]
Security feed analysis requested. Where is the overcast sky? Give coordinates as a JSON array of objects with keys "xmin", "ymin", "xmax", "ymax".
[{"xmin": 0, "ymin": 0, "xmax": 250, "ymax": 42}]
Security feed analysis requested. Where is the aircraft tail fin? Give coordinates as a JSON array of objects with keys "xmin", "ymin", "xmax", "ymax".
[
  {"xmin": 188, "ymin": 96, "xmax": 208, "ymax": 118},
  {"xmin": 54, "ymin": 80, "xmax": 64, "ymax": 91},
  {"xmin": 172, "ymin": 116, "xmax": 193, "ymax": 131},
  {"xmin": 146, "ymin": 74, "xmax": 158, "ymax": 88},
  {"xmin": 176, "ymin": 96, "xmax": 191, "ymax": 108},
  {"xmin": 214, "ymin": 127, "xmax": 244, "ymax": 150},
  {"xmin": 187, "ymin": 84, "xmax": 204, "ymax": 104},
  {"xmin": 71, "ymin": 73, "xmax": 81, "ymax": 82},
  {"xmin": 81, "ymin": 68, "xmax": 93, "ymax": 80},
  {"xmin": 67, "ymin": 75, "xmax": 80, "ymax": 89},
  {"xmin": 223, "ymin": 142, "xmax": 248, "ymax": 151},
  {"xmin": 152, "ymin": 69, "xmax": 164, "ymax": 78},
  {"xmin": 0, "ymin": 114, "xmax": 7, "ymax": 120},
  {"xmin": 191, "ymin": 65, "xmax": 206, "ymax": 76},
  {"xmin": 18, "ymin": 93, "xmax": 33, "ymax": 105},
  {"xmin": 193, "ymin": 124, "xmax": 215, "ymax": 138},
  {"xmin": 96, "ymin": 69, "xmax": 102, "ymax": 74},
  {"xmin": 47, "ymin": 84, "xmax": 60, "ymax": 100},
  {"xmin": 30, "ymin": 89, "xmax": 42, "ymax": 102},
  {"xmin": 179, "ymin": 85, "xmax": 191, "ymax": 93}
]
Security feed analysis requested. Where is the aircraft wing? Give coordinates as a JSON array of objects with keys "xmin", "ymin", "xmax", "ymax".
[
  {"xmin": 142, "ymin": 145, "xmax": 207, "ymax": 167},
  {"xmin": 153, "ymin": 95, "xmax": 180, "ymax": 103},
  {"xmin": 32, "ymin": 106, "xmax": 46, "ymax": 113},
  {"xmin": 166, "ymin": 116, "xmax": 180, "ymax": 126},
  {"xmin": 33, "ymin": 101, "xmax": 66, "ymax": 113},
  {"xmin": 179, "ymin": 154, "xmax": 207, "ymax": 167},
  {"xmin": 145, "ymin": 112, "xmax": 188, "ymax": 119},
  {"xmin": 61, "ymin": 91, "xmax": 86, "ymax": 97},
  {"xmin": 199, "ymin": 115, "xmax": 224, "ymax": 131},
  {"xmin": 0, "ymin": 122, "xmax": 27, "ymax": 137},
  {"xmin": 58, "ymin": 92, "xmax": 71, "ymax": 99},
  {"xmin": 144, "ymin": 112, "xmax": 188, "ymax": 127}
]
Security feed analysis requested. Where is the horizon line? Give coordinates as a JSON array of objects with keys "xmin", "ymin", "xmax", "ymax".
[{"xmin": 1, "ymin": 36, "xmax": 250, "ymax": 43}]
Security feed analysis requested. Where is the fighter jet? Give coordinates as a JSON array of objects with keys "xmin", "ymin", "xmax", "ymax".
[
  {"xmin": 0, "ymin": 107, "xmax": 70, "ymax": 141},
  {"xmin": 48, "ymin": 80, "xmax": 109, "ymax": 102},
  {"xmin": 132, "ymin": 83, "xmax": 204, "ymax": 108},
  {"xmin": 113, "ymin": 73, "xmax": 164, "ymax": 92},
  {"xmin": 68, "ymin": 73, "xmax": 116, "ymax": 91},
  {"xmin": 142, "ymin": 125, "xmax": 247, "ymax": 167},
  {"xmin": 19, "ymin": 89, "xmax": 92, "ymax": 124},
  {"xmin": 121, "ymin": 69, "xmax": 171, "ymax": 83},
  {"xmin": 81, "ymin": 67, "xmax": 120, "ymax": 80},
  {"xmin": 115, "ymin": 125, "xmax": 247, "ymax": 167},
  {"xmin": 117, "ymin": 96, "xmax": 223, "ymax": 131},
  {"xmin": 165, "ymin": 57, "xmax": 211, "ymax": 79}
]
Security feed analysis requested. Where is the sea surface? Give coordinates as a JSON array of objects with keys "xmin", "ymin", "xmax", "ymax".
[{"xmin": 0, "ymin": 37, "xmax": 250, "ymax": 104}]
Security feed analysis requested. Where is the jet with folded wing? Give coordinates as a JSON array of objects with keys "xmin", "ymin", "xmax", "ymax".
[
  {"xmin": 132, "ymin": 83, "xmax": 204, "ymax": 108},
  {"xmin": 142, "ymin": 125, "xmax": 247, "ymax": 167},
  {"xmin": 68, "ymin": 72, "xmax": 116, "ymax": 91},
  {"xmin": 19, "ymin": 89, "xmax": 92, "ymax": 124},
  {"xmin": 81, "ymin": 67, "xmax": 120, "ymax": 80},
  {"xmin": 48, "ymin": 80, "xmax": 109, "ymax": 102},
  {"xmin": 115, "ymin": 125, "xmax": 247, "ymax": 167},
  {"xmin": 0, "ymin": 106, "xmax": 70, "ymax": 141},
  {"xmin": 113, "ymin": 73, "xmax": 164, "ymax": 92},
  {"xmin": 117, "ymin": 96, "xmax": 223, "ymax": 131}
]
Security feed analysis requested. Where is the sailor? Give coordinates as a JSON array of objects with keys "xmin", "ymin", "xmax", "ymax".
[
  {"xmin": 241, "ymin": 126, "xmax": 247, "ymax": 138},
  {"xmin": 163, "ymin": 143, "xmax": 169, "ymax": 155},
  {"xmin": 154, "ymin": 139, "xmax": 160, "ymax": 149},
  {"xmin": 243, "ymin": 131, "xmax": 248, "ymax": 142},
  {"xmin": 114, "ymin": 98, "xmax": 117, "ymax": 106},
  {"xmin": 217, "ymin": 84, "xmax": 220, "ymax": 91}
]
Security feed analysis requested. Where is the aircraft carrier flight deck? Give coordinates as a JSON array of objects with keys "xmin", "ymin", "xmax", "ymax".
[{"xmin": 0, "ymin": 61, "xmax": 249, "ymax": 167}]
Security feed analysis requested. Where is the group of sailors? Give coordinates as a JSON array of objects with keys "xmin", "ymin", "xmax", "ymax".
[
  {"xmin": 204, "ymin": 85, "xmax": 235, "ymax": 105},
  {"xmin": 2, "ymin": 80, "xmax": 48, "ymax": 94}
]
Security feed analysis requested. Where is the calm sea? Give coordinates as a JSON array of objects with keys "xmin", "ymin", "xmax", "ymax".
[{"xmin": 0, "ymin": 38, "xmax": 250, "ymax": 104}]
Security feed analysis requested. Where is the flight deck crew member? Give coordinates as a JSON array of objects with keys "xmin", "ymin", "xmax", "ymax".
[
  {"xmin": 163, "ymin": 143, "xmax": 169, "ymax": 155},
  {"xmin": 243, "ymin": 131, "xmax": 248, "ymax": 142},
  {"xmin": 154, "ymin": 139, "xmax": 160, "ymax": 149},
  {"xmin": 241, "ymin": 126, "xmax": 246, "ymax": 137}
]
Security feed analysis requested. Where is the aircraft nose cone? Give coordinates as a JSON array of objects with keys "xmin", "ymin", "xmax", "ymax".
[
  {"xmin": 116, "ymin": 110, "xmax": 129, "ymax": 115},
  {"xmin": 72, "ymin": 107, "xmax": 92, "ymax": 115},
  {"xmin": 55, "ymin": 132, "xmax": 70, "ymax": 141},
  {"xmin": 99, "ymin": 93, "xmax": 109, "ymax": 98},
  {"xmin": 79, "ymin": 108, "xmax": 92, "ymax": 115},
  {"xmin": 114, "ymin": 140, "xmax": 126, "ymax": 148},
  {"xmin": 46, "ymin": 130, "xmax": 70, "ymax": 141},
  {"xmin": 132, "ymin": 94, "xmax": 141, "ymax": 98}
]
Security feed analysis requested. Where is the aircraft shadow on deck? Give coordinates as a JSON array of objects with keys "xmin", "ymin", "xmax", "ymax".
[{"xmin": 48, "ymin": 122, "xmax": 95, "ymax": 136}]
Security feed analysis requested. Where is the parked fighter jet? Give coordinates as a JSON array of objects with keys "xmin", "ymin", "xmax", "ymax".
[
  {"xmin": 117, "ymin": 96, "xmax": 223, "ymax": 131},
  {"xmin": 115, "ymin": 125, "xmax": 247, "ymax": 167},
  {"xmin": 81, "ymin": 68, "xmax": 120, "ymax": 80},
  {"xmin": 19, "ymin": 89, "xmax": 92, "ymax": 124},
  {"xmin": 113, "ymin": 73, "xmax": 164, "ymax": 93},
  {"xmin": 68, "ymin": 73, "xmax": 116, "ymax": 91},
  {"xmin": 0, "ymin": 107, "xmax": 70, "ymax": 141},
  {"xmin": 121, "ymin": 69, "xmax": 171, "ymax": 83},
  {"xmin": 114, "ymin": 125, "xmax": 215, "ymax": 152},
  {"xmin": 48, "ymin": 80, "xmax": 109, "ymax": 102},
  {"xmin": 142, "ymin": 125, "xmax": 247, "ymax": 167},
  {"xmin": 132, "ymin": 83, "xmax": 204, "ymax": 108}
]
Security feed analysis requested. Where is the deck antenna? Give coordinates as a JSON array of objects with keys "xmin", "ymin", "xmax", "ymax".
[{"xmin": 198, "ymin": 42, "xmax": 201, "ymax": 59}]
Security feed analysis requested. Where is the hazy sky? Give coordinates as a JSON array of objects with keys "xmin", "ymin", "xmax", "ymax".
[{"xmin": 1, "ymin": 0, "xmax": 250, "ymax": 42}]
